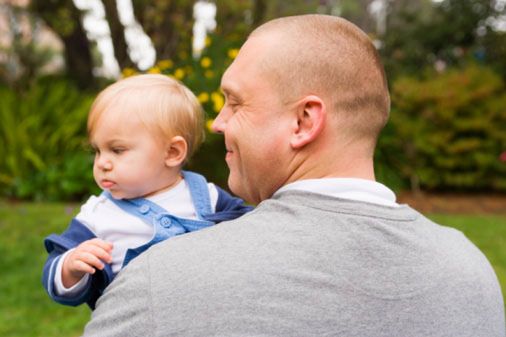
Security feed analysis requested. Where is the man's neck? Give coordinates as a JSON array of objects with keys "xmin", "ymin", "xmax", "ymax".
[
  {"xmin": 285, "ymin": 153, "xmax": 376, "ymax": 186},
  {"xmin": 275, "ymin": 177, "xmax": 398, "ymax": 207}
]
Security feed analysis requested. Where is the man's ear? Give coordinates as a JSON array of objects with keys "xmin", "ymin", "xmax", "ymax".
[
  {"xmin": 164, "ymin": 136, "xmax": 188, "ymax": 168},
  {"xmin": 290, "ymin": 95, "xmax": 326, "ymax": 149}
]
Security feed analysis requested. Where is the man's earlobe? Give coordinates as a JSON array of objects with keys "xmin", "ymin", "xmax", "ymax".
[
  {"xmin": 165, "ymin": 136, "xmax": 188, "ymax": 167},
  {"xmin": 290, "ymin": 96, "xmax": 326, "ymax": 149}
]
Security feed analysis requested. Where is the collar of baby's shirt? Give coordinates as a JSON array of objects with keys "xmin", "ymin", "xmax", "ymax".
[{"xmin": 145, "ymin": 178, "xmax": 188, "ymax": 203}]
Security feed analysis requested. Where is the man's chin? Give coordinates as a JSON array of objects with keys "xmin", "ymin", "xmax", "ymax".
[{"xmin": 228, "ymin": 176, "xmax": 246, "ymax": 199}]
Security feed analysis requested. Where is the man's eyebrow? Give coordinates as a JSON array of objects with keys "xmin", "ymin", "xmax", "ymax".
[
  {"xmin": 221, "ymin": 86, "xmax": 241, "ymax": 101},
  {"xmin": 220, "ymin": 86, "xmax": 231, "ymax": 96}
]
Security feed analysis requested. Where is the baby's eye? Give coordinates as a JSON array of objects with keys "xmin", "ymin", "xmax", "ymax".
[{"xmin": 112, "ymin": 147, "xmax": 126, "ymax": 154}]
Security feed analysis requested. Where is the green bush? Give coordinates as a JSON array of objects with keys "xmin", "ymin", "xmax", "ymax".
[
  {"xmin": 0, "ymin": 77, "xmax": 99, "ymax": 201},
  {"xmin": 3, "ymin": 49, "xmax": 505, "ymax": 201},
  {"xmin": 378, "ymin": 64, "xmax": 506, "ymax": 192}
]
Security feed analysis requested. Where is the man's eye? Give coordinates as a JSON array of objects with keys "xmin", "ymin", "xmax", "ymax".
[{"xmin": 228, "ymin": 102, "xmax": 239, "ymax": 112}]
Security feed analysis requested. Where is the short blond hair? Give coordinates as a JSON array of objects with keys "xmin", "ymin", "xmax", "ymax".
[
  {"xmin": 251, "ymin": 15, "xmax": 390, "ymax": 145},
  {"xmin": 87, "ymin": 74, "xmax": 205, "ymax": 160}
]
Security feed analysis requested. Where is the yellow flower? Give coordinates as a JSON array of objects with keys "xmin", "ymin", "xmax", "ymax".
[
  {"xmin": 206, "ymin": 119, "xmax": 214, "ymax": 132},
  {"xmin": 205, "ymin": 36, "xmax": 212, "ymax": 47},
  {"xmin": 204, "ymin": 70, "xmax": 214, "ymax": 79},
  {"xmin": 227, "ymin": 48, "xmax": 239, "ymax": 59},
  {"xmin": 174, "ymin": 68, "xmax": 185, "ymax": 80},
  {"xmin": 147, "ymin": 67, "xmax": 161, "ymax": 74},
  {"xmin": 121, "ymin": 67, "xmax": 137, "ymax": 78},
  {"xmin": 197, "ymin": 92, "xmax": 210, "ymax": 104},
  {"xmin": 200, "ymin": 57, "xmax": 212, "ymax": 68},
  {"xmin": 157, "ymin": 59, "xmax": 174, "ymax": 70},
  {"xmin": 211, "ymin": 92, "xmax": 224, "ymax": 112}
]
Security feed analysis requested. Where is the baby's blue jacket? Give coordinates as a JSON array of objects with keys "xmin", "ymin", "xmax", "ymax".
[{"xmin": 42, "ymin": 171, "xmax": 252, "ymax": 309}]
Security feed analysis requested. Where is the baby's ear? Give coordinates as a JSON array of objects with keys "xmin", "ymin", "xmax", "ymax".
[{"xmin": 165, "ymin": 136, "xmax": 188, "ymax": 168}]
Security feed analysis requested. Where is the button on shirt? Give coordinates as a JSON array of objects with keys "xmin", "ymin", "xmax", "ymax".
[{"xmin": 54, "ymin": 179, "xmax": 219, "ymax": 297}]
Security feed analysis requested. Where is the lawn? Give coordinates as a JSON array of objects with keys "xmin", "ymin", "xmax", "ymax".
[
  {"xmin": 1, "ymin": 201, "xmax": 505, "ymax": 337},
  {"xmin": 0, "ymin": 202, "xmax": 89, "ymax": 337}
]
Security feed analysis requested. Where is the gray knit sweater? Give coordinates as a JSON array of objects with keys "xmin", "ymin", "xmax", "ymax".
[{"xmin": 83, "ymin": 190, "xmax": 505, "ymax": 337}]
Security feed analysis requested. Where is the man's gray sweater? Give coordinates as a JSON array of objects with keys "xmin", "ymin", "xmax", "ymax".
[{"xmin": 83, "ymin": 190, "xmax": 505, "ymax": 337}]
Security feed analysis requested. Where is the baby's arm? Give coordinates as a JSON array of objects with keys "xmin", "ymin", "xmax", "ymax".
[
  {"xmin": 204, "ymin": 185, "xmax": 254, "ymax": 223},
  {"xmin": 42, "ymin": 217, "xmax": 114, "ymax": 308},
  {"xmin": 61, "ymin": 238, "xmax": 113, "ymax": 288}
]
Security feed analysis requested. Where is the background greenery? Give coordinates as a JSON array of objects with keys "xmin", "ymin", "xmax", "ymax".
[
  {"xmin": 1, "ymin": 0, "xmax": 505, "ymax": 200},
  {"xmin": 0, "ymin": 201, "xmax": 504, "ymax": 337},
  {"xmin": 0, "ymin": 78, "xmax": 98, "ymax": 201},
  {"xmin": 378, "ymin": 64, "xmax": 506, "ymax": 192},
  {"xmin": 0, "ymin": 2, "xmax": 505, "ymax": 336}
]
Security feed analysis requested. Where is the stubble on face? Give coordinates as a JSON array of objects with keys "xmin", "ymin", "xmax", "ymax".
[{"xmin": 219, "ymin": 34, "xmax": 298, "ymax": 204}]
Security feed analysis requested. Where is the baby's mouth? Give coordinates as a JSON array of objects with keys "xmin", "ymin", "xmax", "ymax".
[{"xmin": 101, "ymin": 179, "xmax": 115, "ymax": 189}]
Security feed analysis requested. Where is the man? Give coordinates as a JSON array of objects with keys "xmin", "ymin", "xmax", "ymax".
[{"xmin": 83, "ymin": 15, "xmax": 505, "ymax": 336}]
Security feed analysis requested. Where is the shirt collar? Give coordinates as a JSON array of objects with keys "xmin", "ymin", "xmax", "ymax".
[{"xmin": 274, "ymin": 178, "xmax": 399, "ymax": 207}]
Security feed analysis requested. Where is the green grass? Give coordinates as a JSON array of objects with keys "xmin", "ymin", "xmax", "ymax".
[
  {"xmin": 428, "ymin": 213, "xmax": 506, "ymax": 302},
  {"xmin": 0, "ymin": 201, "xmax": 505, "ymax": 337},
  {"xmin": 0, "ymin": 201, "xmax": 89, "ymax": 337}
]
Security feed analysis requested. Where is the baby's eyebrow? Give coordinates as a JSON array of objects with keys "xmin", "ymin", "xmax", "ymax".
[
  {"xmin": 107, "ymin": 139, "xmax": 125, "ymax": 145},
  {"xmin": 89, "ymin": 139, "xmax": 127, "ymax": 149}
]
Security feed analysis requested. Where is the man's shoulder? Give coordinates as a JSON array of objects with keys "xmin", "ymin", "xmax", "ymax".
[{"xmin": 139, "ymin": 200, "xmax": 286, "ymax": 266}]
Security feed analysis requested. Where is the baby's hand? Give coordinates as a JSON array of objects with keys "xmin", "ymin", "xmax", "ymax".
[{"xmin": 62, "ymin": 238, "xmax": 113, "ymax": 288}]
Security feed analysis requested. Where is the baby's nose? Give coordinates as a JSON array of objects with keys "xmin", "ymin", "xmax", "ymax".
[{"xmin": 96, "ymin": 156, "xmax": 113, "ymax": 171}]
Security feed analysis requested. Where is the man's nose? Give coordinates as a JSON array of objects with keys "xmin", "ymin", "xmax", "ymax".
[{"xmin": 211, "ymin": 111, "xmax": 226, "ymax": 134}]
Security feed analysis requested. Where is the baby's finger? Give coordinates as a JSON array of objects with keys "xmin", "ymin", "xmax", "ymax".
[
  {"xmin": 88, "ymin": 238, "xmax": 113, "ymax": 252},
  {"xmin": 72, "ymin": 259, "xmax": 96, "ymax": 275},
  {"xmin": 76, "ymin": 251, "xmax": 106, "ymax": 271},
  {"xmin": 79, "ymin": 243, "xmax": 113, "ymax": 264}
]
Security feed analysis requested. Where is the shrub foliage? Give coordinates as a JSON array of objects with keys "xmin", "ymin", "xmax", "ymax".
[
  {"xmin": 0, "ymin": 78, "xmax": 98, "ymax": 201},
  {"xmin": 1, "ymin": 61, "xmax": 505, "ymax": 200},
  {"xmin": 378, "ymin": 64, "xmax": 506, "ymax": 192}
]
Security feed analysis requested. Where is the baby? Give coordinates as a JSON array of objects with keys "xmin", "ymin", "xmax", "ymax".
[{"xmin": 42, "ymin": 74, "xmax": 252, "ymax": 309}]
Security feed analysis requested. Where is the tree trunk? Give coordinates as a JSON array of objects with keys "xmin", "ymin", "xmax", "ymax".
[
  {"xmin": 102, "ymin": 0, "xmax": 135, "ymax": 70},
  {"xmin": 30, "ymin": 0, "xmax": 95, "ymax": 89},
  {"xmin": 131, "ymin": 0, "xmax": 194, "ymax": 61},
  {"xmin": 252, "ymin": 0, "xmax": 267, "ymax": 26}
]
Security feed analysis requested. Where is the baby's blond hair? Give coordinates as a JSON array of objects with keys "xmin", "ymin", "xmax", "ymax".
[{"xmin": 87, "ymin": 74, "xmax": 205, "ymax": 161}]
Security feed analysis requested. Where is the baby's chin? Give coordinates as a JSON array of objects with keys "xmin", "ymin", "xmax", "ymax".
[
  {"xmin": 108, "ymin": 192, "xmax": 124, "ymax": 199},
  {"xmin": 107, "ymin": 189, "xmax": 135, "ymax": 200},
  {"xmin": 107, "ymin": 185, "xmax": 169, "ymax": 200}
]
